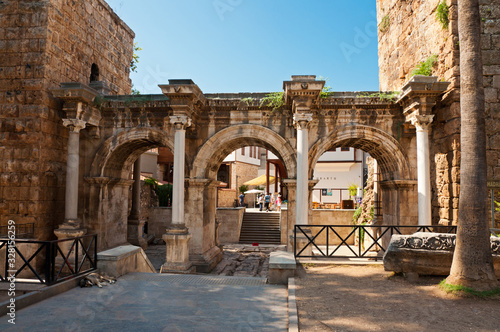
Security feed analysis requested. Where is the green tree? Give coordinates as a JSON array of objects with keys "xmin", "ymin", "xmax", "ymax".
[{"xmin": 446, "ymin": 0, "xmax": 499, "ymax": 290}]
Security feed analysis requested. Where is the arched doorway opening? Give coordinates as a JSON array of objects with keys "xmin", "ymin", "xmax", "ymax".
[
  {"xmin": 86, "ymin": 128, "xmax": 175, "ymax": 251},
  {"xmin": 309, "ymin": 124, "xmax": 415, "ymax": 228},
  {"xmin": 188, "ymin": 124, "xmax": 296, "ymax": 271}
]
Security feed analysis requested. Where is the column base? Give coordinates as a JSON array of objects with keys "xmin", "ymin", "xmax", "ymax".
[
  {"xmin": 127, "ymin": 218, "xmax": 147, "ymax": 250},
  {"xmin": 190, "ymin": 246, "xmax": 224, "ymax": 273},
  {"xmin": 161, "ymin": 228, "xmax": 193, "ymax": 273},
  {"xmin": 54, "ymin": 223, "xmax": 87, "ymax": 257}
]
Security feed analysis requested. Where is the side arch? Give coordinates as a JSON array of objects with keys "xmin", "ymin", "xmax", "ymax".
[
  {"xmin": 90, "ymin": 127, "xmax": 174, "ymax": 179},
  {"xmin": 309, "ymin": 124, "xmax": 413, "ymax": 181},
  {"xmin": 191, "ymin": 124, "xmax": 297, "ymax": 179}
]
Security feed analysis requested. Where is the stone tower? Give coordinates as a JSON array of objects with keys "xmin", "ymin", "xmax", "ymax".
[
  {"xmin": 376, "ymin": 0, "xmax": 500, "ymax": 225},
  {"xmin": 0, "ymin": 0, "xmax": 135, "ymax": 239}
]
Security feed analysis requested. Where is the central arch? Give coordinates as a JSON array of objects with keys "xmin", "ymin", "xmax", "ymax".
[
  {"xmin": 309, "ymin": 124, "xmax": 413, "ymax": 181},
  {"xmin": 191, "ymin": 124, "xmax": 297, "ymax": 180}
]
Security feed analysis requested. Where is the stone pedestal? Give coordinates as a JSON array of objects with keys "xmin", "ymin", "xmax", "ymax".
[
  {"xmin": 127, "ymin": 219, "xmax": 147, "ymax": 250},
  {"xmin": 54, "ymin": 224, "xmax": 87, "ymax": 272},
  {"xmin": 161, "ymin": 229, "xmax": 194, "ymax": 273},
  {"xmin": 54, "ymin": 224, "xmax": 87, "ymax": 257}
]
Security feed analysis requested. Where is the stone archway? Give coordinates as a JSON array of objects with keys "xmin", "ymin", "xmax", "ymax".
[
  {"xmin": 90, "ymin": 127, "xmax": 174, "ymax": 179},
  {"xmin": 191, "ymin": 124, "xmax": 297, "ymax": 180},
  {"xmin": 309, "ymin": 124, "xmax": 413, "ymax": 181},
  {"xmin": 86, "ymin": 128, "xmax": 174, "ymax": 250},
  {"xmin": 185, "ymin": 124, "xmax": 297, "ymax": 271},
  {"xmin": 309, "ymin": 124, "xmax": 417, "ymax": 227}
]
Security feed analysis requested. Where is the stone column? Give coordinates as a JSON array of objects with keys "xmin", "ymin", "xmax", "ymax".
[
  {"xmin": 54, "ymin": 116, "xmax": 87, "ymax": 246},
  {"xmin": 162, "ymin": 115, "xmax": 193, "ymax": 273},
  {"xmin": 410, "ymin": 115, "xmax": 434, "ymax": 226},
  {"xmin": 128, "ymin": 156, "xmax": 147, "ymax": 249},
  {"xmin": 54, "ymin": 114, "xmax": 87, "ymax": 264},
  {"xmin": 130, "ymin": 157, "xmax": 141, "ymax": 219},
  {"xmin": 294, "ymin": 113, "xmax": 312, "ymax": 225},
  {"xmin": 293, "ymin": 113, "xmax": 313, "ymax": 256}
]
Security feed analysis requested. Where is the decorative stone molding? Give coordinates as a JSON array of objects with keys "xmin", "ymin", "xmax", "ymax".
[
  {"xmin": 389, "ymin": 232, "xmax": 500, "ymax": 254},
  {"xmin": 170, "ymin": 115, "xmax": 192, "ymax": 129},
  {"xmin": 84, "ymin": 176, "xmax": 112, "ymax": 186},
  {"xmin": 391, "ymin": 232, "xmax": 456, "ymax": 251},
  {"xmin": 408, "ymin": 114, "xmax": 434, "ymax": 131},
  {"xmin": 293, "ymin": 113, "xmax": 313, "ymax": 129},
  {"xmin": 62, "ymin": 118, "xmax": 87, "ymax": 133}
]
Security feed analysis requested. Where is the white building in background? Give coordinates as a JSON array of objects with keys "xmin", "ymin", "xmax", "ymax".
[{"xmin": 312, "ymin": 148, "xmax": 368, "ymax": 205}]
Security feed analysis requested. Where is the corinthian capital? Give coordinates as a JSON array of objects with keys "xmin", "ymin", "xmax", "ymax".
[
  {"xmin": 170, "ymin": 115, "xmax": 192, "ymax": 130},
  {"xmin": 409, "ymin": 114, "xmax": 434, "ymax": 131},
  {"xmin": 293, "ymin": 113, "xmax": 313, "ymax": 130},
  {"xmin": 62, "ymin": 119, "xmax": 87, "ymax": 133}
]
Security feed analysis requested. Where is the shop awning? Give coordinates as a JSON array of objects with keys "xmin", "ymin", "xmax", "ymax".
[{"xmin": 243, "ymin": 174, "xmax": 275, "ymax": 186}]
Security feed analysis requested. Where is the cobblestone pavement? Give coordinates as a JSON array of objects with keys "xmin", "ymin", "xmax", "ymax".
[{"xmin": 145, "ymin": 244, "xmax": 286, "ymax": 278}]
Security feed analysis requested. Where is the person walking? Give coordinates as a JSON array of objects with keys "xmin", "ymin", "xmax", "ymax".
[
  {"xmin": 276, "ymin": 194, "xmax": 282, "ymax": 212},
  {"xmin": 264, "ymin": 193, "xmax": 271, "ymax": 212},
  {"xmin": 258, "ymin": 194, "xmax": 264, "ymax": 211},
  {"xmin": 239, "ymin": 193, "xmax": 245, "ymax": 207}
]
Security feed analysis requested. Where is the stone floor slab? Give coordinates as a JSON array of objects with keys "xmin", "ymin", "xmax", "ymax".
[{"xmin": 0, "ymin": 273, "xmax": 287, "ymax": 331}]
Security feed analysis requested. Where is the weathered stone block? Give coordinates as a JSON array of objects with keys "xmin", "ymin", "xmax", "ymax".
[
  {"xmin": 384, "ymin": 232, "xmax": 500, "ymax": 278},
  {"xmin": 269, "ymin": 251, "xmax": 296, "ymax": 285}
]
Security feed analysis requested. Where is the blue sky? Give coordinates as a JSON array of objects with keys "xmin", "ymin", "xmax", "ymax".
[{"xmin": 106, "ymin": 0, "xmax": 380, "ymax": 94}]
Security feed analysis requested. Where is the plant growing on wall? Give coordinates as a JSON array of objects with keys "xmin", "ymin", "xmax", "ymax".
[
  {"xmin": 241, "ymin": 97, "xmax": 254, "ymax": 105},
  {"xmin": 436, "ymin": 1, "xmax": 450, "ymax": 30},
  {"xmin": 130, "ymin": 42, "xmax": 142, "ymax": 95},
  {"xmin": 318, "ymin": 76, "xmax": 334, "ymax": 98},
  {"xmin": 411, "ymin": 54, "xmax": 438, "ymax": 77},
  {"xmin": 357, "ymin": 91, "xmax": 401, "ymax": 101},
  {"xmin": 259, "ymin": 92, "xmax": 284, "ymax": 111},
  {"xmin": 379, "ymin": 14, "xmax": 390, "ymax": 33}
]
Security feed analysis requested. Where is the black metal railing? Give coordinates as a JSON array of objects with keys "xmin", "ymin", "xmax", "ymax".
[
  {"xmin": 294, "ymin": 225, "xmax": 457, "ymax": 259},
  {"xmin": 0, "ymin": 223, "xmax": 34, "ymax": 239},
  {"xmin": 0, "ymin": 234, "xmax": 97, "ymax": 285}
]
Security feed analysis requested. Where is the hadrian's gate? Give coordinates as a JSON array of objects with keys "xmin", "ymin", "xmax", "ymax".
[{"xmin": 50, "ymin": 75, "xmax": 448, "ymax": 272}]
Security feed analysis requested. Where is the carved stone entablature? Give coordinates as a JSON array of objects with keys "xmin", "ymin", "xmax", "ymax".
[
  {"xmin": 390, "ymin": 232, "xmax": 500, "ymax": 255},
  {"xmin": 159, "ymin": 79, "xmax": 206, "ymax": 116},
  {"xmin": 284, "ymin": 75, "xmax": 325, "ymax": 112},
  {"xmin": 52, "ymin": 83, "xmax": 102, "ymax": 127},
  {"xmin": 397, "ymin": 76, "xmax": 450, "ymax": 122}
]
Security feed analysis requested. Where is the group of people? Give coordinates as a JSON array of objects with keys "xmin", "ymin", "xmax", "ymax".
[{"xmin": 257, "ymin": 193, "xmax": 282, "ymax": 212}]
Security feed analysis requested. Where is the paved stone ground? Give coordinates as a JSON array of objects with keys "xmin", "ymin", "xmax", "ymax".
[
  {"xmin": 145, "ymin": 244, "xmax": 286, "ymax": 278},
  {"xmin": 0, "ymin": 273, "xmax": 287, "ymax": 331}
]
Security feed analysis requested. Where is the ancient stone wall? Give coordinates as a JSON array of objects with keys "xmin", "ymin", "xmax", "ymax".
[
  {"xmin": 45, "ymin": 0, "xmax": 134, "ymax": 94},
  {"xmin": 0, "ymin": 0, "xmax": 134, "ymax": 239},
  {"xmin": 218, "ymin": 189, "xmax": 236, "ymax": 208},
  {"xmin": 230, "ymin": 162, "xmax": 259, "ymax": 192},
  {"xmin": 377, "ymin": 0, "xmax": 500, "ymax": 225},
  {"xmin": 377, "ymin": 0, "xmax": 459, "ymax": 91}
]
